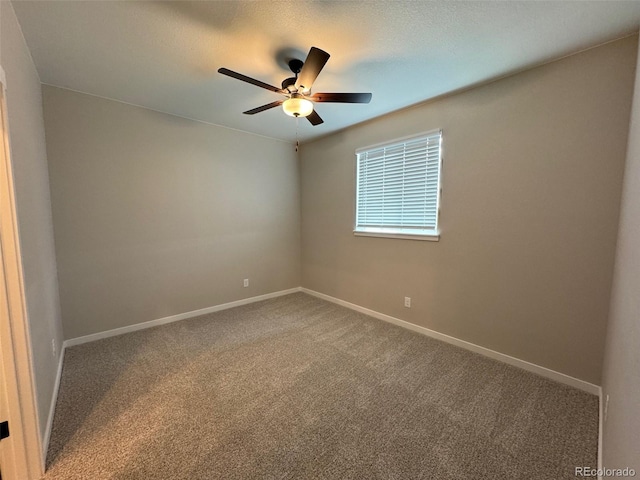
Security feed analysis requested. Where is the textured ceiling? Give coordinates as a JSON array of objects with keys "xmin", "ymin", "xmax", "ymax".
[{"xmin": 11, "ymin": 1, "xmax": 640, "ymax": 143}]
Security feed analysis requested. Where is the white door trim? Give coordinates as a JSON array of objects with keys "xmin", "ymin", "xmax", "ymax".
[{"xmin": 0, "ymin": 66, "xmax": 45, "ymax": 479}]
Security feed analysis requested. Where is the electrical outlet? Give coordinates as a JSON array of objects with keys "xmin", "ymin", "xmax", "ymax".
[
  {"xmin": 243, "ymin": 279, "xmax": 249, "ymax": 288},
  {"xmin": 51, "ymin": 339, "xmax": 56, "ymax": 357},
  {"xmin": 604, "ymin": 394, "xmax": 610, "ymax": 422},
  {"xmin": 404, "ymin": 297, "xmax": 411, "ymax": 308}
]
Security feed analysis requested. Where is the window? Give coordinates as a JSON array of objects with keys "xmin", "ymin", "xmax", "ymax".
[{"xmin": 355, "ymin": 130, "xmax": 442, "ymax": 241}]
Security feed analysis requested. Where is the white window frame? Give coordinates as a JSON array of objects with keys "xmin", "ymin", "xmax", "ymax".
[{"xmin": 354, "ymin": 129, "xmax": 442, "ymax": 241}]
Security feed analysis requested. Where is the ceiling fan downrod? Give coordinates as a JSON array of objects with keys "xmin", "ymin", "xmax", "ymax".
[{"xmin": 281, "ymin": 59, "xmax": 304, "ymax": 92}]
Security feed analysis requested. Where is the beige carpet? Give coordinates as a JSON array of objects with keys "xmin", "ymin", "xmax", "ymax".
[{"xmin": 44, "ymin": 293, "xmax": 598, "ymax": 479}]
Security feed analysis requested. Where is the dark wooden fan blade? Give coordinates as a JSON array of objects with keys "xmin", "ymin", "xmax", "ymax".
[
  {"xmin": 295, "ymin": 47, "xmax": 330, "ymax": 92},
  {"xmin": 306, "ymin": 110, "xmax": 324, "ymax": 126},
  {"xmin": 218, "ymin": 68, "xmax": 283, "ymax": 93},
  {"xmin": 243, "ymin": 101, "xmax": 284, "ymax": 115},
  {"xmin": 310, "ymin": 92, "xmax": 372, "ymax": 103}
]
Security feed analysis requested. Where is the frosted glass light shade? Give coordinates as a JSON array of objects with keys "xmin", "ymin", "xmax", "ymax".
[{"xmin": 282, "ymin": 95, "xmax": 313, "ymax": 117}]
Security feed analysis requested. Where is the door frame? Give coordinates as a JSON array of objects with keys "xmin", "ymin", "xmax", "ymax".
[{"xmin": 0, "ymin": 66, "xmax": 45, "ymax": 479}]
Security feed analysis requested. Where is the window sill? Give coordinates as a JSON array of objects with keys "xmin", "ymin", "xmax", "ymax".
[{"xmin": 353, "ymin": 230, "xmax": 440, "ymax": 242}]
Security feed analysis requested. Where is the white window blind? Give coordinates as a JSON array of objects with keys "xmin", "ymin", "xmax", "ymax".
[{"xmin": 355, "ymin": 130, "xmax": 442, "ymax": 239}]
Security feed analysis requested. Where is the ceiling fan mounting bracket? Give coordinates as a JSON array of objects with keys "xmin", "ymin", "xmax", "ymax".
[{"xmin": 288, "ymin": 58, "xmax": 304, "ymax": 75}]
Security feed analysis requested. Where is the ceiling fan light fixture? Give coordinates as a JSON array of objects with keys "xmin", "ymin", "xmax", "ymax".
[{"xmin": 282, "ymin": 94, "xmax": 313, "ymax": 118}]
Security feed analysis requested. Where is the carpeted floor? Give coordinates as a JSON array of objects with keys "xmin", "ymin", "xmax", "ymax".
[{"xmin": 44, "ymin": 293, "xmax": 598, "ymax": 479}]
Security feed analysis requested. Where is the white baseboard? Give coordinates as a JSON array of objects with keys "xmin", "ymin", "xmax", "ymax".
[
  {"xmin": 301, "ymin": 288, "xmax": 600, "ymax": 395},
  {"xmin": 44, "ymin": 287, "xmax": 301, "ymax": 466},
  {"xmin": 57, "ymin": 283, "xmax": 600, "ymax": 391},
  {"xmin": 63, "ymin": 287, "xmax": 302, "ymax": 348},
  {"xmin": 46, "ymin": 285, "xmax": 601, "ymax": 468},
  {"xmin": 42, "ymin": 346, "xmax": 65, "ymax": 466}
]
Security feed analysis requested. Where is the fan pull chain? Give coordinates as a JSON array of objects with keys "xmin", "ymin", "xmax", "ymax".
[{"xmin": 295, "ymin": 117, "xmax": 299, "ymax": 152}]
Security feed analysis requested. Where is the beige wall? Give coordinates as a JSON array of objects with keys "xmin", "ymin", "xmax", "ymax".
[
  {"xmin": 0, "ymin": 2, "xmax": 64, "ymax": 441},
  {"xmin": 300, "ymin": 37, "xmax": 637, "ymax": 385},
  {"xmin": 42, "ymin": 86, "xmax": 300, "ymax": 339},
  {"xmin": 601, "ymin": 36, "xmax": 640, "ymax": 472}
]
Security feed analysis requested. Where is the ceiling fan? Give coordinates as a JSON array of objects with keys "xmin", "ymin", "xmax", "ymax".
[{"xmin": 218, "ymin": 47, "xmax": 372, "ymax": 126}]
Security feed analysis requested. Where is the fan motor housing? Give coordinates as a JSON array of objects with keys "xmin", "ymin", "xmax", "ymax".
[{"xmin": 281, "ymin": 77, "xmax": 297, "ymax": 91}]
